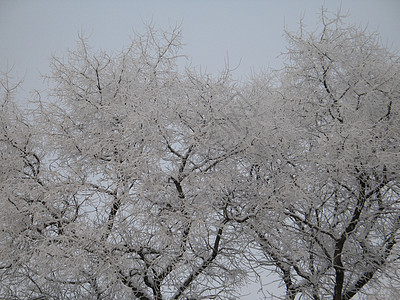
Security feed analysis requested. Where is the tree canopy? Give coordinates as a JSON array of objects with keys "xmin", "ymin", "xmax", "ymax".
[{"xmin": 1, "ymin": 12, "xmax": 399, "ymax": 300}]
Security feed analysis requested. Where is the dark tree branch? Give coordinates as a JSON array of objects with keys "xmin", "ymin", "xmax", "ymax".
[{"xmin": 172, "ymin": 219, "xmax": 228, "ymax": 299}]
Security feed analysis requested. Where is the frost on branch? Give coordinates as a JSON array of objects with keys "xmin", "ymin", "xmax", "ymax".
[
  {"xmin": 243, "ymin": 11, "xmax": 400, "ymax": 300},
  {"xmin": 1, "ymin": 25, "xmax": 257, "ymax": 299},
  {"xmin": 0, "ymin": 12, "xmax": 399, "ymax": 300}
]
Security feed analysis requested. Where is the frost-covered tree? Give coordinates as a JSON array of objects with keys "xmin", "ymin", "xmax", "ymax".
[
  {"xmin": 1, "ymin": 11, "xmax": 399, "ymax": 300},
  {"xmin": 0, "ymin": 71, "xmax": 49, "ymax": 298},
  {"xmin": 0, "ymin": 25, "xmax": 261, "ymax": 299},
  {"xmin": 243, "ymin": 11, "xmax": 400, "ymax": 300}
]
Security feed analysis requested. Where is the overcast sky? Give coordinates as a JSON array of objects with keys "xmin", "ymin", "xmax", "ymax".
[
  {"xmin": 1, "ymin": 0, "xmax": 399, "ymax": 298},
  {"xmin": 1, "ymin": 0, "xmax": 400, "ymax": 100}
]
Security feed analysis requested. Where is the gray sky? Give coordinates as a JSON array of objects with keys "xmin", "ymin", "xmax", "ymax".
[
  {"xmin": 1, "ymin": 0, "xmax": 399, "ymax": 298},
  {"xmin": 1, "ymin": 0, "xmax": 399, "ymax": 100}
]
